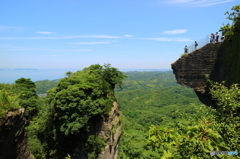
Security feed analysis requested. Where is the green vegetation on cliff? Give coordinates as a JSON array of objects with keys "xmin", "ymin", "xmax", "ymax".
[
  {"xmin": 26, "ymin": 64, "xmax": 126, "ymax": 159},
  {"xmin": 0, "ymin": 78, "xmax": 41, "ymax": 119},
  {"xmin": 221, "ymin": 5, "xmax": 240, "ymax": 84},
  {"xmin": 148, "ymin": 80, "xmax": 240, "ymax": 158},
  {"xmin": 0, "ymin": 90, "xmax": 20, "ymax": 117}
]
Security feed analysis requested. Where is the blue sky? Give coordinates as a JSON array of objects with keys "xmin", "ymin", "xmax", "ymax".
[{"xmin": 0, "ymin": 0, "xmax": 239, "ymax": 70}]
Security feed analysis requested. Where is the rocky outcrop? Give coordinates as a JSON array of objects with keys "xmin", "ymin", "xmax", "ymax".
[
  {"xmin": 72, "ymin": 102, "xmax": 121, "ymax": 159},
  {"xmin": 0, "ymin": 108, "xmax": 33, "ymax": 159},
  {"xmin": 0, "ymin": 101, "xmax": 121, "ymax": 159},
  {"xmin": 171, "ymin": 19, "xmax": 240, "ymax": 109},
  {"xmin": 171, "ymin": 42, "xmax": 226, "ymax": 108},
  {"xmin": 98, "ymin": 102, "xmax": 121, "ymax": 159}
]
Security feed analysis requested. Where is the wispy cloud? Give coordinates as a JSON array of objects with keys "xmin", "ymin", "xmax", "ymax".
[
  {"xmin": 123, "ymin": 35, "xmax": 133, "ymax": 37},
  {"xmin": 0, "ymin": 35, "xmax": 120, "ymax": 40},
  {"xmin": 37, "ymin": 31, "xmax": 56, "ymax": 34},
  {"xmin": 41, "ymin": 49, "xmax": 90, "ymax": 52},
  {"xmin": 84, "ymin": 35, "xmax": 120, "ymax": 38},
  {"xmin": 71, "ymin": 42, "xmax": 110, "ymax": 44},
  {"xmin": 0, "ymin": 25, "xmax": 25, "ymax": 31},
  {"xmin": 0, "ymin": 45, "xmax": 90, "ymax": 52},
  {"xmin": 165, "ymin": 0, "xmax": 235, "ymax": 7},
  {"xmin": 162, "ymin": 29, "xmax": 187, "ymax": 34},
  {"xmin": 142, "ymin": 37, "xmax": 193, "ymax": 42}
]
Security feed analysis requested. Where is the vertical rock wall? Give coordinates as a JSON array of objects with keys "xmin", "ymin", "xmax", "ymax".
[
  {"xmin": 98, "ymin": 102, "xmax": 121, "ymax": 159},
  {"xmin": 71, "ymin": 102, "xmax": 121, "ymax": 159},
  {"xmin": 0, "ymin": 108, "xmax": 32, "ymax": 159},
  {"xmin": 171, "ymin": 42, "xmax": 224, "ymax": 108}
]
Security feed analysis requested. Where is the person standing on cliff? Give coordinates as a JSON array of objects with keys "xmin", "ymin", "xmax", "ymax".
[
  {"xmin": 215, "ymin": 32, "xmax": 219, "ymax": 42},
  {"xmin": 194, "ymin": 41, "xmax": 198, "ymax": 50},
  {"xmin": 210, "ymin": 33, "xmax": 214, "ymax": 43},
  {"xmin": 184, "ymin": 45, "xmax": 188, "ymax": 53}
]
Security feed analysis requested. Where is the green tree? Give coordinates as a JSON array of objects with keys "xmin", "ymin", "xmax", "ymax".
[
  {"xmin": 0, "ymin": 90, "xmax": 20, "ymax": 118},
  {"xmin": 209, "ymin": 81, "xmax": 240, "ymax": 151},
  {"xmin": 147, "ymin": 81, "xmax": 240, "ymax": 158},
  {"xmin": 65, "ymin": 71, "xmax": 73, "ymax": 77},
  {"xmin": 27, "ymin": 64, "xmax": 126, "ymax": 159},
  {"xmin": 15, "ymin": 78, "xmax": 40, "ymax": 119},
  {"xmin": 220, "ymin": 5, "xmax": 240, "ymax": 36}
]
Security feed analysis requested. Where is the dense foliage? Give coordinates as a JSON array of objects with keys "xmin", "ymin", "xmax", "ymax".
[
  {"xmin": 27, "ymin": 64, "xmax": 126, "ymax": 158},
  {"xmin": 0, "ymin": 89, "xmax": 20, "ymax": 117},
  {"xmin": 220, "ymin": 5, "xmax": 240, "ymax": 36},
  {"xmin": 116, "ymin": 71, "xmax": 203, "ymax": 158},
  {"xmin": 222, "ymin": 5, "xmax": 240, "ymax": 85},
  {"xmin": 147, "ymin": 81, "xmax": 240, "ymax": 159},
  {"xmin": 32, "ymin": 70, "xmax": 204, "ymax": 158},
  {"xmin": 0, "ymin": 78, "xmax": 41, "ymax": 119}
]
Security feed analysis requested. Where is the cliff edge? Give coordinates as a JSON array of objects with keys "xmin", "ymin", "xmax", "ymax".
[
  {"xmin": 171, "ymin": 42, "xmax": 224, "ymax": 108},
  {"xmin": 171, "ymin": 23, "xmax": 240, "ymax": 108}
]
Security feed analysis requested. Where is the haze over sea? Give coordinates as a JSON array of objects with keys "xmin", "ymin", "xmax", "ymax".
[{"xmin": 0, "ymin": 68, "xmax": 171, "ymax": 83}]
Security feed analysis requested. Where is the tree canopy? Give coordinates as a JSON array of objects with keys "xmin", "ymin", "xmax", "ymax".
[{"xmin": 27, "ymin": 64, "xmax": 126, "ymax": 158}]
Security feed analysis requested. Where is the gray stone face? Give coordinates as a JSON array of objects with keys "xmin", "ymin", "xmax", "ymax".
[
  {"xmin": 98, "ymin": 102, "xmax": 121, "ymax": 159},
  {"xmin": 171, "ymin": 42, "xmax": 227, "ymax": 109},
  {"xmin": 71, "ymin": 102, "xmax": 121, "ymax": 159}
]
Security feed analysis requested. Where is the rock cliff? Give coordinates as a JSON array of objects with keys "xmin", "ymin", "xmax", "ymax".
[
  {"xmin": 171, "ymin": 43, "xmax": 223, "ymax": 108},
  {"xmin": 0, "ymin": 108, "xmax": 33, "ymax": 159},
  {"xmin": 172, "ymin": 30, "xmax": 240, "ymax": 109},
  {"xmin": 71, "ymin": 102, "xmax": 121, "ymax": 159},
  {"xmin": 98, "ymin": 102, "xmax": 121, "ymax": 159},
  {"xmin": 171, "ymin": 18, "xmax": 240, "ymax": 108}
]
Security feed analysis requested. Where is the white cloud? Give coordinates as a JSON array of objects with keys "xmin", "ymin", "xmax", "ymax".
[
  {"xmin": 0, "ymin": 45, "xmax": 90, "ymax": 52},
  {"xmin": 0, "ymin": 26, "xmax": 25, "ymax": 31},
  {"xmin": 37, "ymin": 31, "xmax": 56, "ymax": 34},
  {"xmin": 162, "ymin": 29, "xmax": 187, "ymax": 34},
  {"xmin": 41, "ymin": 49, "xmax": 90, "ymax": 52},
  {"xmin": 85, "ymin": 35, "xmax": 120, "ymax": 38},
  {"xmin": 0, "ymin": 35, "xmax": 120, "ymax": 40},
  {"xmin": 165, "ymin": 0, "xmax": 235, "ymax": 7},
  {"xmin": 71, "ymin": 42, "xmax": 110, "ymax": 44},
  {"xmin": 123, "ymin": 35, "xmax": 133, "ymax": 37},
  {"xmin": 142, "ymin": 37, "xmax": 193, "ymax": 42}
]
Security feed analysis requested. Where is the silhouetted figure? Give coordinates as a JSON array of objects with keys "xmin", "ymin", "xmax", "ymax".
[
  {"xmin": 210, "ymin": 33, "xmax": 214, "ymax": 43},
  {"xmin": 195, "ymin": 41, "xmax": 198, "ymax": 50},
  {"xmin": 184, "ymin": 45, "xmax": 188, "ymax": 53},
  {"xmin": 215, "ymin": 32, "xmax": 219, "ymax": 42}
]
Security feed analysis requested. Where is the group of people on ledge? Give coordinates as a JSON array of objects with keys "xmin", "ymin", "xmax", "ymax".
[
  {"xmin": 210, "ymin": 32, "xmax": 225, "ymax": 43},
  {"xmin": 184, "ymin": 32, "xmax": 225, "ymax": 54}
]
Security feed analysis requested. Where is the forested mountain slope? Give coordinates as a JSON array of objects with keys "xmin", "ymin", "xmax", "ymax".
[
  {"xmin": 113, "ymin": 71, "xmax": 202, "ymax": 158},
  {"xmin": 34, "ymin": 71, "xmax": 203, "ymax": 158}
]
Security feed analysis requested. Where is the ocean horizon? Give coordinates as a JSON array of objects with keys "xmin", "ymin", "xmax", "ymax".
[{"xmin": 0, "ymin": 68, "xmax": 172, "ymax": 83}]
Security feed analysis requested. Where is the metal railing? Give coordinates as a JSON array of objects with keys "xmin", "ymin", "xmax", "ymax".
[{"xmin": 184, "ymin": 32, "xmax": 223, "ymax": 53}]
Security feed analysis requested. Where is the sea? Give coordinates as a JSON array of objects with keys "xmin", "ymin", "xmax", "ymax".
[{"xmin": 0, "ymin": 68, "xmax": 171, "ymax": 83}]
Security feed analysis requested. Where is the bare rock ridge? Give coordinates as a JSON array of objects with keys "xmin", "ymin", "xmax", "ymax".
[
  {"xmin": 0, "ymin": 108, "xmax": 33, "ymax": 159},
  {"xmin": 171, "ymin": 42, "xmax": 228, "ymax": 108},
  {"xmin": 98, "ymin": 102, "xmax": 121, "ymax": 159}
]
